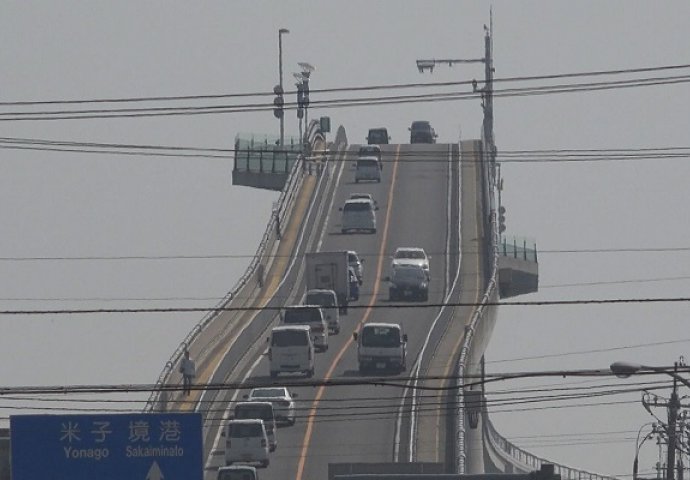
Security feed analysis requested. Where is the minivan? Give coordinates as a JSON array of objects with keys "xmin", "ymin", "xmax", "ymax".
[
  {"xmin": 233, "ymin": 402, "xmax": 277, "ymax": 452},
  {"xmin": 305, "ymin": 289, "xmax": 340, "ymax": 334},
  {"xmin": 354, "ymin": 156, "xmax": 382, "ymax": 183},
  {"xmin": 217, "ymin": 465, "xmax": 258, "ymax": 480},
  {"xmin": 268, "ymin": 325, "xmax": 315, "ymax": 378},
  {"xmin": 366, "ymin": 127, "xmax": 390, "ymax": 145},
  {"xmin": 223, "ymin": 419, "xmax": 269, "ymax": 468},
  {"xmin": 281, "ymin": 305, "xmax": 329, "ymax": 351},
  {"xmin": 340, "ymin": 198, "xmax": 377, "ymax": 234}
]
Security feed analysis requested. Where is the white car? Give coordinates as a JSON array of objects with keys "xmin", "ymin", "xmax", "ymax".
[
  {"xmin": 391, "ymin": 247, "xmax": 430, "ymax": 276},
  {"xmin": 244, "ymin": 386, "xmax": 297, "ymax": 426},
  {"xmin": 217, "ymin": 465, "xmax": 258, "ymax": 480}
]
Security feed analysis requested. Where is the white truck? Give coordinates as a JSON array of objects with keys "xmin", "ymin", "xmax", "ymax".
[
  {"xmin": 352, "ymin": 323, "xmax": 407, "ymax": 374},
  {"xmin": 305, "ymin": 251, "xmax": 351, "ymax": 314}
]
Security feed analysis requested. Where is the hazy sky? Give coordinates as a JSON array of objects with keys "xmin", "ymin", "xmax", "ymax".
[{"xmin": 1, "ymin": 1, "xmax": 689, "ymax": 477}]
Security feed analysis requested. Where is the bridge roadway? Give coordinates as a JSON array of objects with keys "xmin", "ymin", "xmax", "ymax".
[{"xmin": 188, "ymin": 141, "xmax": 487, "ymax": 480}]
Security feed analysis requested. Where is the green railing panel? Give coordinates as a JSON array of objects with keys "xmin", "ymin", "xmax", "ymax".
[
  {"xmin": 234, "ymin": 133, "xmax": 302, "ymax": 174},
  {"xmin": 499, "ymin": 235, "xmax": 538, "ymax": 263}
]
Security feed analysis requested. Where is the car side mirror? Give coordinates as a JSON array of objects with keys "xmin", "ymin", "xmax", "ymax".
[
  {"xmin": 266, "ymin": 337, "xmax": 270, "ymax": 343},
  {"xmin": 292, "ymin": 392, "xmax": 298, "ymax": 398},
  {"xmin": 243, "ymin": 394, "xmax": 249, "ymax": 399},
  {"xmin": 428, "ymin": 255, "xmax": 432, "ymax": 259},
  {"xmin": 375, "ymin": 206, "xmax": 379, "ymax": 211},
  {"xmin": 403, "ymin": 334, "xmax": 408, "ymax": 342},
  {"xmin": 388, "ymin": 136, "xmax": 391, "ymax": 140},
  {"xmin": 352, "ymin": 332, "xmax": 358, "ymax": 341},
  {"xmin": 221, "ymin": 430, "xmax": 226, "ymax": 437},
  {"xmin": 339, "ymin": 207, "xmax": 343, "ymax": 211},
  {"xmin": 361, "ymin": 259, "xmax": 365, "ymax": 263},
  {"xmin": 408, "ymin": 127, "xmax": 411, "ymax": 131}
]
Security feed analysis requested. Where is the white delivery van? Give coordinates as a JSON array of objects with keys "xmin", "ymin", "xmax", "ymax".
[
  {"xmin": 233, "ymin": 402, "xmax": 277, "ymax": 452},
  {"xmin": 340, "ymin": 198, "xmax": 377, "ymax": 234},
  {"xmin": 353, "ymin": 323, "xmax": 407, "ymax": 374},
  {"xmin": 268, "ymin": 325, "xmax": 315, "ymax": 378},
  {"xmin": 354, "ymin": 156, "xmax": 381, "ymax": 183},
  {"xmin": 223, "ymin": 419, "xmax": 269, "ymax": 468},
  {"xmin": 304, "ymin": 289, "xmax": 340, "ymax": 334},
  {"xmin": 281, "ymin": 305, "xmax": 329, "ymax": 351}
]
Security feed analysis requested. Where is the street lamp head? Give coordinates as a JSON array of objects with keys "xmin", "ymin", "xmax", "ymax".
[
  {"xmin": 416, "ymin": 59, "xmax": 435, "ymax": 73},
  {"xmin": 610, "ymin": 361, "xmax": 644, "ymax": 378},
  {"xmin": 279, "ymin": 28, "xmax": 290, "ymax": 34},
  {"xmin": 298, "ymin": 62, "xmax": 315, "ymax": 73}
]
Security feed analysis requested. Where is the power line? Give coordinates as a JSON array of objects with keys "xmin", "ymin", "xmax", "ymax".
[
  {"xmin": 1, "ymin": 72, "xmax": 688, "ymax": 121},
  {"xmin": 1, "ymin": 62, "xmax": 688, "ymax": 106},
  {"xmin": 2, "ymin": 296, "xmax": 690, "ymax": 315}
]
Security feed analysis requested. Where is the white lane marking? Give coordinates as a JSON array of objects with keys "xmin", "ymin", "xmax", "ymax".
[
  {"xmin": 396, "ymin": 144, "xmax": 462, "ymax": 462},
  {"xmin": 316, "ymin": 146, "xmax": 347, "ymax": 251},
  {"xmin": 205, "ymin": 353, "xmax": 264, "ymax": 470},
  {"xmin": 200, "ymin": 154, "xmax": 336, "ymax": 470}
]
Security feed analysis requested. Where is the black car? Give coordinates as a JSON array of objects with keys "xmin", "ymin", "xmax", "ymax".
[
  {"xmin": 409, "ymin": 121, "xmax": 437, "ymax": 144},
  {"xmin": 367, "ymin": 128, "xmax": 390, "ymax": 145}
]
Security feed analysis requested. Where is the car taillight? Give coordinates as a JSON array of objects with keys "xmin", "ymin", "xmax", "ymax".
[{"xmin": 261, "ymin": 438, "xmax": 267, "ymax": 447}]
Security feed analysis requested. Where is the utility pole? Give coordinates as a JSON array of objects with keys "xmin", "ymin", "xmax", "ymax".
[{"xmin": 667, "ymin": 365, "xmax": 679, "ymax": 480}]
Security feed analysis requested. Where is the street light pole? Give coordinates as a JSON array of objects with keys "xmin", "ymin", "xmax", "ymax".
[
  {"xmin": 278, "ymin": 28, "xmax": 289, "ymax": 147},
  {"xmin": 611, "ymin": 361, "xmax": 688, "ymax": 480}
]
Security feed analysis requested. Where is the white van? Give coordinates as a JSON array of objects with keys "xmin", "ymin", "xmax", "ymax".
[
  {"xmin": 305, "ymin": 289, "xmax": 340, "ymax": 334},
  {"xmin": 340, "ymin": 198, "xmax": 377, "ymax": 234},
  {"xmin": 223, "ymin": 419, "xmax": 269, "ymax": 468},
  {"xmin": 233, "ymin": 402, "xmax": 277, "ymax": 452},
  {"xmin": 353, "ymin": 323, "xmax": 407, "ymax": 374},
  {"xmin": 355, "ymin": 156, "xmax": 382, "ymax": 183},
  {"xmin": 268, "ymin": 325, "xmax": 315, "ymax": 378},
  {"xmin": 281, "ymin": 305, "xmax": 329, "ymax": 351}
]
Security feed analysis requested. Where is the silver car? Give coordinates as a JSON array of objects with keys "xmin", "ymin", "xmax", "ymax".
[{"xmin": 244, "ymin": 387, "xmax": 297, "ymax": 426}]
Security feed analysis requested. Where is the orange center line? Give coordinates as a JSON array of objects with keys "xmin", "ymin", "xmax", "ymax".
[{"xmin": 295, "ymin": 145, "xmax": 401, "ymax": 480}]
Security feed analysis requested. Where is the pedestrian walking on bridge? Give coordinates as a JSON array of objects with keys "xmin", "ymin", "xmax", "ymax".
[{"xmin": 180, "ymin": 350, "xmax": 196, "ymax": 396}]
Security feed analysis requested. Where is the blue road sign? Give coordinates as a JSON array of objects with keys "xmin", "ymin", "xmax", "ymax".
[{"xmin": 10, "ymin": 412, "xmax": 202, "ymax": 480}]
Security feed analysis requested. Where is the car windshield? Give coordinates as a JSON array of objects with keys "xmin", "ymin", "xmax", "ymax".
[
  {"xmin": 361, "ymin": 327, "xmax": 401, "ymax": 347},
  {"xmin": 228, "ymin": 423, "xmax": 262, "ymax": 438},
  {"xmin": 306, "ymin": 292, "xmax": 336, "ymax": 307},
  {"xmin": 218, "ymin": 470, "xmax": 256, "ymax": 480},
  {"xmin": 396, "ymin": 250, "xmax": 424, "ymax": 259},
  {"xmin": 235, "ymin": 405, "xmax": 272, "ymax": 420},
  {"xmin": 368, "ymin": 130, "xmax": 387, "ymax": 142},
  {"xmin": 393, "ymin": 267, "xmax": 426, "ymax": 281},
  {"xmin": 250, "ymin": 388, "xmax": 286, "ymax": 399},
  {"xmin": 271, "ymin": 330, "xmax": 308, "ymax": 346},
  {"xmin": 284, "ymin": 307, "xmax": 321, "ymax": 324},
  {"xmin": 356, "ymin": 159, "xmax": 379, "ymax": 168},
  {"xmin": 411, "ymin": 121, "xmax": 430, "ymax": 130},
  {"xmin": 343, "ymin": 202, "xmax": 371, "ymax": 213}
]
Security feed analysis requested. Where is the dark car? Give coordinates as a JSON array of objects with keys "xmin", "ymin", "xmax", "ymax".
[
  {"xmin": 409, "ymin": 121, "xmax": 437, "ymax": 144},
  {"xmin": 367, "ymin": 128, "xmax": 390, "ymax": 145}
]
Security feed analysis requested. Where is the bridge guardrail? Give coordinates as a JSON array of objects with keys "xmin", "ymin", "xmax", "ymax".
[
  {"xmin": 456, "ymin": 138, "xmax": 616, "ymax": 479},
  {"xmin": 144, "ymin": 122, "xmax": 324, "ymax": 411},
  {"xmin": 484, "ymin": 416, "xmax": 616, "ymax": 480}
]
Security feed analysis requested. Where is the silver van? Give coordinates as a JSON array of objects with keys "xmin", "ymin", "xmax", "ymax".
[
  {"xmin": 340, "ymin": 198, "xmax": 377, "ymax": 234},
  {"xmin": 268, "ymin": 325, "xmax": 315, "ymax": 378},
  {"xmin": 355, "ymin": 156, "xmax": 381, "ymax": 183},
  {"xmin": 282, "ymin": 305, "xmax": 329, "ymax": 351},
  {"xmin": 233, "ymin": 402, "xmax": 277, "ymax": 452},
  {"xmin": 305, "ymin": 289, "xmax": 340, "ymax": 334}
]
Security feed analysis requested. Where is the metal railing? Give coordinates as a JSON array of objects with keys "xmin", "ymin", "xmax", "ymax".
[
  {"xmin": 484, "ymin": 417, "xmax": 617, "ymax": 480},
  {"xmin": 144, "ymin": 126, "xmax": 324, "ymax": 411}
]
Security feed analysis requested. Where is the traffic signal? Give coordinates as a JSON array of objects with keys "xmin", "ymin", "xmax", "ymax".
[
  {"xmin": 297, "ymin": 82, "xmax": 309, "ymax": 109},
  {"xmin": 273, "ymin": 85, "xmax": 284, "ymax": 119},
  {"xmin": 498, "ymin": 205, "xmax": 506, "ymax": 234}
]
